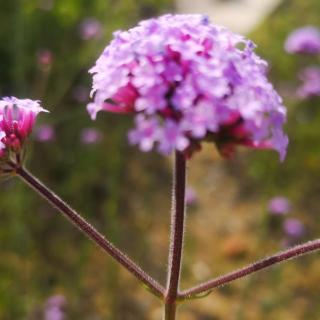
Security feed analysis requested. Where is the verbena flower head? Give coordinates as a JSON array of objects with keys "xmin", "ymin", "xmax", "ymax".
[
  {"xmin": 285, "ymin": 26, "xmax": 320, "ymax": 55},
  {"xmin": 0, "ymin": 97, "xmax": 48, "ymax": 158},
  {"xmin": 88, "ymin": 14, "xmax": 288, "ymax": 160},
  {"xmin": 297, "ymin": 66, "xmax": 320, "ymax": 99}
]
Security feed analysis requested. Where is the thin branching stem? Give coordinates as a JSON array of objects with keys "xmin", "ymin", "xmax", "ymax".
[
  {"xmin": 16, "ymin": 166, "xmax": 165, "ymax": 298},
  {"xmin": 180, "ymin": 239, "xmax": 320, "ymax": 299}
]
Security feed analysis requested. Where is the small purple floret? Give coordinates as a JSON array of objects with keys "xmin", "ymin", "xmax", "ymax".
[
  {"xmin": 44, "ymin": 295, "xmax": 67, "ymax": 320},
  {"xmin": 80, "ymin": 128, "xmax": 102, "ymax": 144},
  {"xmin": 37, "ymin": 49, "xmax": 54, "ymax": 66},
  {"xmin": 79, "ymin": 18, "xmax": 102, "ymax": 40},
  {"xmin": 34, "ymin": 124, "xmax": 55, "ymax": 142},
  {"xmin": 283, "ymin": 218, "xmax": 305, "ymax": 238},
  {"xmin": 185, "ymin": 186, "xmax": 197, "ymax": 206},
  {"xmin": 268, "ymin": 196, "xmax": 291, "ymax": 215},
  {"xmin": 297, "ymin": 66, "xmax": 320, "ymax": 99}
]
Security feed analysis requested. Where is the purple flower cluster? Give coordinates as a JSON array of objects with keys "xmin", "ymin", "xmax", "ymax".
[
  {"xmin": 297, "ymin": 66, "xmax": 320, "ymax": 98},
  {"xmin": 285, "ymin": 26, "xmax": 320, "ymax": 55},
  {"xmin": 0, "ymin": 97, "xmax": 48, "ymax": 158},
  {"xmin": 88, "ymin": 14, "xmax": 288, "ymax": 160}
]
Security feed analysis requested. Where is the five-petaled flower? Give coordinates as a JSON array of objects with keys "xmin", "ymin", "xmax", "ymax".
[
  {"xmin": 87, "ymin": 14, "xmax": 288, "ymax": 160},
  {"xmin": 0, "ymin": 97, "xmax": 48, "ymax": 160}
]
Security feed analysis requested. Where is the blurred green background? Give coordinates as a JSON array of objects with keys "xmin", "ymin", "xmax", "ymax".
[{"xmin": 0, "ymin": 0, "xmax": 320, "ymax": 319}]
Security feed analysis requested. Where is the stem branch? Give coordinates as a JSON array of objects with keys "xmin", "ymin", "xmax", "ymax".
[
  {"xmin": 180, "ymin": 239, "xmax": 320, "ymax": 299},
  {"xmin": 16, "ymin": 166, "xmax": 165, "ymax": 298}
]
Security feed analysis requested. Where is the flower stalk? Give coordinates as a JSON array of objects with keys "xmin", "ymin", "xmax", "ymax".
[
  {"xmin": 164, "ymin": 151, "xmax": 187, "ymax": 319},
  {"xmin": 164, "ymin": 302, "xmax": 177, "ymax": 320}
]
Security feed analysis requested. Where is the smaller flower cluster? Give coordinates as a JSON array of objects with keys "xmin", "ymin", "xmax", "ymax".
[{"xmin": 0, "ymin": 97, "xmax": 47, "ymax": 162}]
